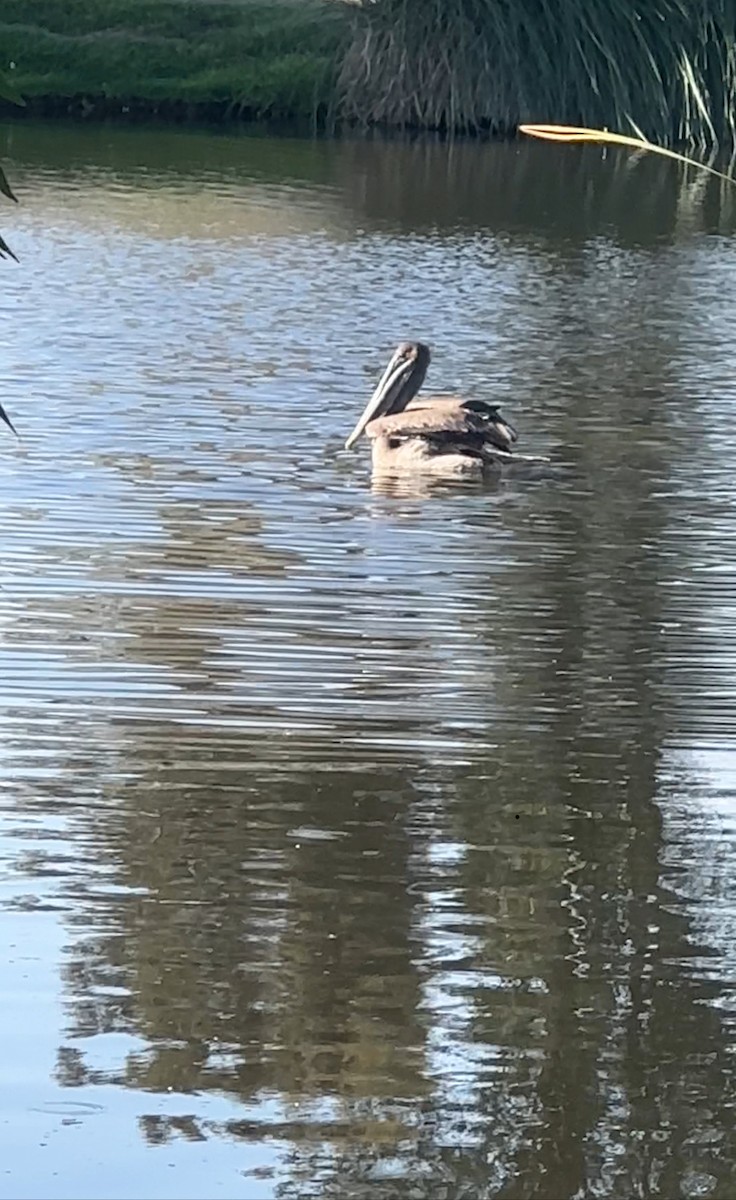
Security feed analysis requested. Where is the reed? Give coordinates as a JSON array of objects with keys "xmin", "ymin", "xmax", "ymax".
[
  {"xmin": 338, "ymin": 0, "xmax": 736, "ymax": 148},
  {"xmin": 519, "ymin": 124, "xmax": 736, "ymax": 184}
]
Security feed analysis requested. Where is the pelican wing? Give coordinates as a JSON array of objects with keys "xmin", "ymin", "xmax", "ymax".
[{"xmin": 366, "ymin": 396, "xmax": 517, "ymax": 452}]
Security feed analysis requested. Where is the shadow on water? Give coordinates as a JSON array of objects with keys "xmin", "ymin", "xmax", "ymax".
[
  {"xmin": 336, "ymin": 137, "xmax": 736, "ymax": 243},
  {"xmin": 1, "ymin": 121, "xmax": 736, "ymax": 1198}
]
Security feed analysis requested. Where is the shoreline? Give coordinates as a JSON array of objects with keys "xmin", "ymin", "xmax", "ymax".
[
  {"xmin": 0, "ymin": 95, "xmax": 519, "ymax": 141},
  {"xmin": 0, "ymin": 94, "xmax": 335, "ymax": 132}
]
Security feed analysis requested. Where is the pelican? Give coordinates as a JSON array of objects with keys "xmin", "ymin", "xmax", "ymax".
[{"xmin": 345, "ymin": 342, "xmax": 534, "ymax": 477}]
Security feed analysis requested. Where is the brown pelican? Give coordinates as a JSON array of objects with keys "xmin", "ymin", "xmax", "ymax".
[{"xmin": 345, "ymin": 341, "xmax": 531, "ymax": 477}]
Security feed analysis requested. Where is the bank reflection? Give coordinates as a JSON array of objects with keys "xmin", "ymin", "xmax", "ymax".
[{"xmin": 339, "ymin": 138, "xmax": 736, "ymax": 244}]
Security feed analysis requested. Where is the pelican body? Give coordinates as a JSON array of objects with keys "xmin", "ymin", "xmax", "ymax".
[{"xmin": 345, "ymin": 342, "xmax": 521, "ymax": 478}]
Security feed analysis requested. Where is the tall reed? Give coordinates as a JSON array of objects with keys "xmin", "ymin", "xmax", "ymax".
[{"xmin": 337, "ymin": 0, "xmax": 736, "ymax": 148}]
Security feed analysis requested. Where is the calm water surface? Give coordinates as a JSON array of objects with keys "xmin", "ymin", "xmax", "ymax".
[{"xmin": 2, "ymin": 121, "xmax": 736, "ymax": 1199}]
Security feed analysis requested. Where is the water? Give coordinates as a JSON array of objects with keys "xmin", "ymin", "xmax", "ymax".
[{"xmin": 2, "ymin": 120, "xmax": 736, "ymax": 1199}]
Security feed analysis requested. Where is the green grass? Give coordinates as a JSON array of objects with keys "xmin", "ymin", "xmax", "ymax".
[
  {"xmin": 0, "ymin": 0, "xmax": 350, "ymax": 119},
  {"xmin": 0, "ymin": 0, "xmax": 732, "ymax": 144}
]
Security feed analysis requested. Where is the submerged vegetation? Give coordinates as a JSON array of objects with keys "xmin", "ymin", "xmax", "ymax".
[{"xmin": 1, "ymin": 0, "xmax": 736, "ymax": 147}]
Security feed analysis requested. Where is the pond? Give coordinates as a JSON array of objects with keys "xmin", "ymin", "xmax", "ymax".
[{"xmin": 2, "ymin": 119, "xmax": 736, "ymax": 1199}]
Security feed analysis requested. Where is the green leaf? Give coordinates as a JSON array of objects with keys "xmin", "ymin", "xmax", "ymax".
[
  {"xmin": 0, "ymin": 163, "xmax": 18, "ymax": 204},
  {"xmin": 0, "ymin": 72, "xmax": 25, "ymax": 108},
  {"xmin": 0, "ymin": 398, "xmax": 18, "ymax": 436},
  {"xmin": 0, "ymin": 233, "xmax": 18, "ymax": 263}
]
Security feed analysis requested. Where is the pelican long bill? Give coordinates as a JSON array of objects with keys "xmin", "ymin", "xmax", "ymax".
[{"xmin": 345, "ymin": 345, "xmax": 419, "ymax": 450}]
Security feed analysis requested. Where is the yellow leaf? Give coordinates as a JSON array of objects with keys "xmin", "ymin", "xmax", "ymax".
[{"xmin": 518, "ymin": 123, "xmax": 736, "ymax": 187}]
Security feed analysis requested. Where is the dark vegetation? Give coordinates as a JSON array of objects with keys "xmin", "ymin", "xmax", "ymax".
[{"xmin": 339, "ymin": 0, "xmax": 736, "ymax": 148}]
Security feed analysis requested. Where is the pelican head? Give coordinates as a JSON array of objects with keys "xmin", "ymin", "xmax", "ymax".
[{"xmin": 345, "ymin": 341, "xmax": 430, "ymax": 450}]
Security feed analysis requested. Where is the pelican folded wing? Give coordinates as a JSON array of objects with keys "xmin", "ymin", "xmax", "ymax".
[{"xmin": 367, "ymin": 397, "xmax": 516, "ymax": 452}]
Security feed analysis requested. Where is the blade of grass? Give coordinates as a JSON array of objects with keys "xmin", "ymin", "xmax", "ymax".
[{"xmin": 519, "ymin": 123, "xmax": 736, "ymax": 185}]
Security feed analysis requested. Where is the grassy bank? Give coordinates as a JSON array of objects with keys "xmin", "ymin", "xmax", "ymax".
[
  {"xmin": 1, "ymin": 0, "xmax": 734, "ymax": 146},
  {"xmin": 0, "ymin": 0, "xmax": 350, "ymax": 123}
]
